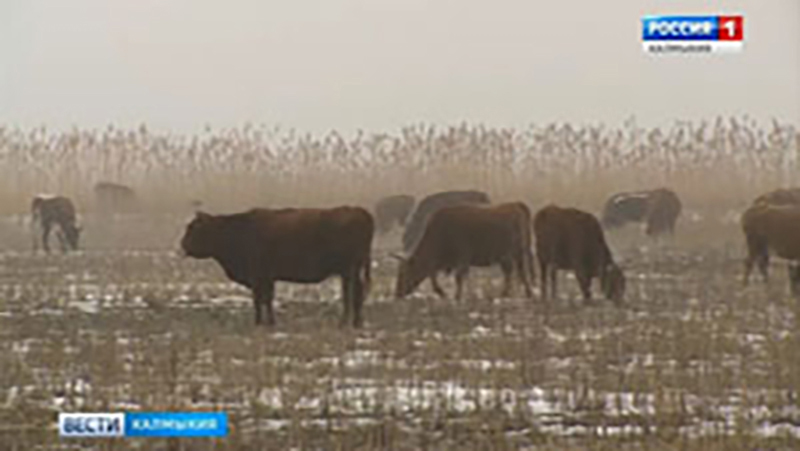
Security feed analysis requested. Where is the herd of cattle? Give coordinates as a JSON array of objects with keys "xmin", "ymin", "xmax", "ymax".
[{"xmin": 23, "ymin": 182, "xmax": 800, "ymax": 328}]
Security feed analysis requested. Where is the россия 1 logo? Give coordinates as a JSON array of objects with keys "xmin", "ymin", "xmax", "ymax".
[{"xmin": 641, "ymin": 15, "xmax": 744, "ymax": 54}]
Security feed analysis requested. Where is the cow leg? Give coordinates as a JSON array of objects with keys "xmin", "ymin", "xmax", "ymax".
[
  {"xmin": 429, "ymin": 274, "xmax": 447, "ymax": 299},
  {"xmin": 41, "ymin": 223, "xmax": 52, "ymax": 254},
  {"xmin": 254, "ymin": 283, "xmax": 275, "ymax": 326},
  {"xmin": 744, "ymin": 235, "xmax": 769, "ymax": 285},
  {"xmin": 515, "ymin": 252, "xmax": 534, "ymax": 299},
  {"xmin": 575, "ymin": 269, "xmax": 593, "ymax": 305},
  {"xmin": 454, "ymin": 266, "xmax": 469, "ymax": 302},
  {"xmin": 56, "ymin": 228, "xmax": 68, "ymax": 253},
  {"xmin": 500, "ymin": 260, "xmax": 514, "ymax": 298},
  {"xmin": 340, "ymin": 275, "xmax": 353, "ymax": 328},
  {"xmin": 351, "ymin": 270, "xmax": 365, "ymax": 329},
  {"xmin": 539, "ymin": 260, "xmax": 548, "ymax": 301},
  {"xmin": 758, "ymin": 253, "xmax": 770, "ymax": 283}
]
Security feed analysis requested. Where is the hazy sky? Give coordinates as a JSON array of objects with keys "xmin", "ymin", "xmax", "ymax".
[{"xmin": 0, "ymin": 0, "xmax": 797, "ymax": 134}]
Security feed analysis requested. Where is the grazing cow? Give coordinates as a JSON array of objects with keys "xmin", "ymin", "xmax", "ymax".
[
  {"xmin": 601, "ymin": 188, "xmax": 682, "ymax": 237},
  {"xmin": 394, "ymin": 202, "xmax": 535, "ymax": 301},
  {"xmin": 752, "ymin": 188, "xmax": 800, "ymax": 207},
  {"xmin": 402, "ymin": 190, "xmax": 491, "ymax": 252},
  {"xmin": 741, "ymin": 203, "xmax": 800, "ymax": 294},
  {"xmin": 374, "ymin": 194, "xmax": 415, "ymax": 234},
  {"xmin": 94, "ymin": 181, "xmax": 137, "ymax": 214},
  {"xmin": 180, "ymin": 207, "xmax": 374, "ymax": 327},
  {"xmin": 534, "ymin": 205, "xmax": 625, "ymax": 304},
  {"xmin": 31, "ymin": 195, "xmax": 82, "ymax": 253}
]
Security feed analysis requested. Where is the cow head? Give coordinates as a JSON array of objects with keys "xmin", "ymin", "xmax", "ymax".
[
  {"xmin": 392, "ymin": 253, "xmax": 426, "ymax": 298},
  {"xmin": 181, "ymin": 211, "xmax": 216, "ymax": 258},
  {"xmin": 63, "ymin": 224, "xmax": 82, "ymax": 251},
  {"xmin": 601, "ymin": 263, "xmax": 626, "ymax": 304}
]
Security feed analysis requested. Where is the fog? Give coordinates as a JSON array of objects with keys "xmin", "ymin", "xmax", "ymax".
[{"xmin": 0, "ymin": 0, "xmax": 797, "ymax": 134}]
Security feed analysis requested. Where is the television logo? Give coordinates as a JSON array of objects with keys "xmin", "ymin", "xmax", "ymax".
[
  {"xmin": 642, "ymin": 15, "xmax": 744, "ymax": 54},
  {"xmin": 59, "ymin": 413, "xmax": 125, "ymax": 438},
  {"xmin": 58, "ymin": 412, "xmax": 228, "ymax": 438}
]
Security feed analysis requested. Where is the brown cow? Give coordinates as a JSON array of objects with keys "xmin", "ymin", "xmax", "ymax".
[
  {"xmin": 534, "ymin": 205, "xmax": 625, "ymax": 304},
  {"xmin": 394, "ymin": 202, "xmax": 534, "ymax": 301},
  {"xmin": 601, "ymin": 188, "xmax": 682, "ymax": 237},
  {"xmin": 374, "ymin": 194, "xmax": 415, "ymax": 234},
  {"xmin": 180, "ymin": 207, "xmax": 374, "ymax": 327},
  {"xmin": 741, "ymin": 203, "xmax": 800, "ymax": 294}
]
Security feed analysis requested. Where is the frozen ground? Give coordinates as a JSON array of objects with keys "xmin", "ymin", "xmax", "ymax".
[{"xmin": 1, "ymin": 222, "xmax": 800, "ymax": 449}]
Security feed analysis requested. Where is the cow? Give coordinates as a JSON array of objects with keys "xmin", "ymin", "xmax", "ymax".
[
  {"xmin": 601, "ymin": 188, "xmax": 682, "ymax": 237},
  {"xmin": 741, "ymin": 203, "xmax": 800, "ymax": 294},
  {"xmin": 393, "ymin": 202, "xmax": 535, "ymax": 301},
  {"xmin": 31, "ymin": 195, "xmax": 82, "ymax": 253},
  {"xmin": 374, "ymin": 194, "xmax": 415, "ymax": 234},
  {"xmin": 534, "ymin": 205, "xmax": 625, "ymax": 305},
  {"xmin": 402, "ymin": 190, "xmax": 491, "ymax": 252},
  {"xmin": 180, "ymin": 207, "xmax": 374, "ymax": 327},
  {"xmin": 94, "ymin": 181, "xmax": 137, "ymax": 214}
]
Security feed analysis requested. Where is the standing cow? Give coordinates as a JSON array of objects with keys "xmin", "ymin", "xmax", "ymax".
[
  {"xmin": 94, "ymin": 181, "xmax": 137, "ymax": 214},
  {"xmin": 744, "ymin": 188, "xmax": 800, "ymax": 289},
  {"xmin": 740, "ymin": 203, "xmax": 800, "ymax": 294},
  {"xmin": 402, "ymin": 190, "xmax": 491, "ymax": 252},
  {"xmin": 601, "ymin": 188, "xmax": 682, "ymax": 237},
  {"xmin": 394, "ymin": 202, "xmax": 534, "ymax": 301},
  {"xmin": 374, "ymin": 194, "xmax": 415, "ymax": 234},
  {"xmin": 534, "ymin": 205, "xmax": 625, "ymax": 305},
  {"xmin": 180, "ymin": 207, "xmax": 374, "ymax": 327},
  {"xmin": 31, "ymin": 195, "xmax": 82, "ymax": 253}
]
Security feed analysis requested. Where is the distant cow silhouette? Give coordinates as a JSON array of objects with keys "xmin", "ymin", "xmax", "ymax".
[
  {"xmin": 402, "ymin": 190, "xmax": 491, "ymax": 252},
  {"xmin": 94, "ymin": 182, "xmax": 137, "ymax": 214},
  {"xmin": 374, "ymin": 194, "xmax": 415, "ymax": 234},
  {"xmin": 601, "ymin": 188, "xmax": 682, "ymax": 237},
  {"xmin": 752, "ymin": 188, "xmax": 800, "ymax": 207},
  {"xmin": 31, "ymin": 195, "xmax": 82, "ymax": 253}
]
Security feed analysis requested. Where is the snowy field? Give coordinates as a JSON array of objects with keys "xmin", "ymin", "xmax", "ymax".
[{"xmin": 1, "ymin": 214, "xmax": 800, "ymax": 450}]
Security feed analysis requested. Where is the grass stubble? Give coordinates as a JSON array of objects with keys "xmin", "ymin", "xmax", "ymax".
[{"xmin": 0, "ymin": 120, "xmax": 798, "ymax": 450}]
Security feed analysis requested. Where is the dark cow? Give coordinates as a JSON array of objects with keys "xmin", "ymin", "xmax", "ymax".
[
  {"xmin": 402, "ymin": 190, "xmax": 491, "ymax": 252},
  {"xmin": 601, "ymin": 188, "xmax": 682, "ymax": 237},
  {"xmin": 31, "ymin": 195, "xmax": 82, "ymax": 253},
  {"xmin": 394, "ymin": 202, "xmax": 534, "ymax": 301},
  {"xmin": 534, "ymin": 205, "xmax": 625, "ymax": 304},
  {"xmin": 180, "ymin": 207, "xmax": 374, "ymax": 327},
  {"xmin": 745, "ymin": 189, "xmax": 800, "ymax": 293},
  {"xmin": 752, "ymin": 188, "xmax": 800, "ymax": 207},
  {"xmin": 94, "ymin": 181, "xmax": 137, "ymax": 214},
  {"xmin": 741, "ymin": 203, "xmax": 800, "ymax": 294},
  {"xmin": 374, "ymin": 194, "xmax": 415, "ymax": 234}
]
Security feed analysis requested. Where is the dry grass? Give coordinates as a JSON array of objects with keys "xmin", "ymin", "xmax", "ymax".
[{"xmin": 0, "ymin": 118, "xmax": 799, "ymax": 449}]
